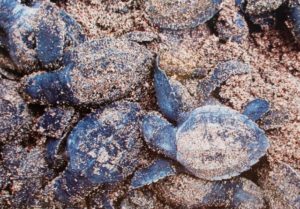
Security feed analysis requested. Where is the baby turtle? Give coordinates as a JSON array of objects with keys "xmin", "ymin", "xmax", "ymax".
[
  {"xmin": 144, "ymin": 0, "xmax": 223, "ymax": 30},
  {"xmin": 141, "ymin": 58, "xmax": 269, "ymax": 181},
  {"xmin": 289, "ymin": 4, "xmax": 300, "ymax": 44},
  {"xmin": 0, "ymin": 0, "xmax": 85, "ymax": 73},
  {"xmin": 256, "ymin": 161, "xmax": 300, "ymax": 209},
  {"xmin": 0, "ymin": 78, "xmax": 31, "ymax": 143},
  {"xmin": 1, "ymin": 142, "xmax": 53, "ymax": 208},
  {"xmin": 23, "ymin": 37, "xmax": 154, "ymax": 106},
  {"xmin": 152, "ymin": 174, "xmax": 266, "ymax": 209},
  {"xmin": 45, "ymin": 101, "xmax": 144, "ymax": 206}
]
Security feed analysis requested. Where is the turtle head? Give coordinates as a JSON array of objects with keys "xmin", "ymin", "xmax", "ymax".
[
  {"xmin": 154, "ymin": 56, "xmax": 197, "ymax": 124},
  {"xmin": 141, "ymin": 111, "xmax": 177, "ymax": 160}
]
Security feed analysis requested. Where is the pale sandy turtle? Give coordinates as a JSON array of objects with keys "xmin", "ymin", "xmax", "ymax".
[
  {"xmin": 22, "ymin": 37, "xmax": 154, "ymax": 106},
  {"xmin": 144, "ymin": 0, "xmax": 223, "ymax": 30},
  {"xmin": 44, "ymin": 101, "xmax": 144, "ymax": 206},
  {"xmin": 141, "ymin": 57, "xmax": 270, "ymax": 181}
]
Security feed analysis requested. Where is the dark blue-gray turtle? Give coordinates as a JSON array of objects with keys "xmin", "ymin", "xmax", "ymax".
[
  {"xmin": 0, "ymin": 0, "xmax": 85, "ymax": 73},
  {"xmin": 22, "ymin": 37, "xmax": 154, "ymax": 106},
  {"xmin": 238, "ymin": 0, "xmax": 285, "ymax": 30},
  {"xmin": 44, "ymin": 101, "xmax": 144, "ymax": 206},
  {"xmin": 141, "ymin": 57, "xmax": 270, "ymax": 181},
  {"xmin": 289, "ymin": 3, "xmax": 300, "ymax": 44},
  {"xmin": 33, "ymin": 107, "xmax": 78, "ymax": 170},
  {"xmin": 144, "ymin": 0, "xmax": 223, "ymax": 30},
  {"xmin": 1, "ymin": 142, "xmax": 53, "ymax": 208},
  {"xmin": 152, "ymin": 173, "xmax": 266, "ymax": 209},
  {"xmin": 0, "ymin": 78, "xmax": 31, "ymax": 143}
]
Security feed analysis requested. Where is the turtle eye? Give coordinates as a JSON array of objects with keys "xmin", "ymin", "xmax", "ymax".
[{"xmin": 22, "ymin": 30, "xmax": 36, "ymax": 50}]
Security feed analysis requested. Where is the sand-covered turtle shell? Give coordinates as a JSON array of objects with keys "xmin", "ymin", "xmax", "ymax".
[
  {"xmin": 47, "ymin": 102, "xmax": 144, "ymax": 206},
  {"xmin": 67, "ymin": 101, "xmax": 143, "ymax": 184},
  {"xmin": 176, "ymin": 105, "xmax": 269, "ymax": 180},
  {"xmin": 145, "ymin": 0, "xmax": 223, "ymax": 30},
  {"xmin": 24, "ymin": 37, "xmax": 154, "ymax": 105},
  {"xmin": 0, "ymin": 79, "xmax": 31, "ymax": 143}
]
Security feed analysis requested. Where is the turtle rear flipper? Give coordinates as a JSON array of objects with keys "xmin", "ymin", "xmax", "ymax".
[
  {"xmin": 232, "ymin": 178, "xmax": 266, "ymax": 209},
  {"xmin": 142, "ymin": 112, "xmax": 177, "ymax": 159},
  {"xmin": 198, "ymin": 60, "xmax": 251, "ymax": 99},
  {"xmin": 58, "ymin": 9, "xmax": 86, "ymax": 47},
  {"xmin": 242, "ymin": 98, "xmax": 270, "ymax": 121},
  {"xmin": 130, "ymin": 158, "xmax": 177, "ymax": 189}
]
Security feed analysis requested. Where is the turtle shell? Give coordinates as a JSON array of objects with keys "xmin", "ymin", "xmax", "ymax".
[
  {"xmin": 67, "ymin": 101, "xmax": 143, "ymax": 184},
  {"xmin": 0, "ymin": 79, "xmax": 31, "ymax": 143},
  {"xmin": 176, "ymin": 105, "xmax": 269, "ymax": 180},
  {"xmin": 145, "ymin": 0, "xmax": 223, "ymax": 30},
  {"xmin": 23, "ymin": 37, "xmax": 154, "ymax": 105}
]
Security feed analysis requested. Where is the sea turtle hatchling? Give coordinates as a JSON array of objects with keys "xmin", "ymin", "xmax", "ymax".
[
  {"xmin": 22, "ymin": 37, "xmax": 154, "ymax": 106},
  {"xmin": 0, "ymin": 78, "xmax": 31, "ymax": 143},
  {"xmin": 144, "ymin": 0, "xmax": 249, "ymax": 78},
  {"xmin": 0, "ymin": 0, "xmax": 85, "ymax": 73},
  {"xmin": 141, "ymin": 57, "xmax": 270, "ymax": 181},
  {"xmin": 144, "ymin": 0, "xmax": 223, "ymax": 30},
  {"xmin": 43, "ymin": 101, "xmax": 144, "ymax": 206}
]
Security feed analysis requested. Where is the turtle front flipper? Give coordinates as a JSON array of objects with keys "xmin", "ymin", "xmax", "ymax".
[
  {"xmin": 130, "ymin": 158, "xmax": 177, "ymax": 189},
  {"xmin": 198, "ymin": 60, "xmax": 251, "ymax": 99},
  {"xmin": 36, "ymin": 4, "xmax": 66, "ymax": 68},
  {"xmin": 58, "ymin": 9, "xmax": 86, "ymax": 47},
  {"xmin": 242, "ymin": 98, "xmax": 270, "ymax": 121},
  {"xmin": 142, "ymin": 112, "xmax": 177, "ymax": 159},
  {"xmin": 154, "ymin": 56, "xmax": 197, "ymax": 122},
  {"xmin": 22, "ymin": 64, "xmax": 79, "ymax": 105}
]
